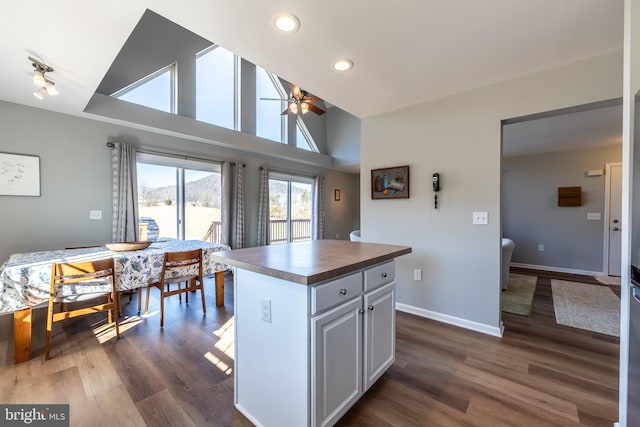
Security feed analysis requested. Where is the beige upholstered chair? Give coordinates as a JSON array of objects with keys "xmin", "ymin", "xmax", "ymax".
[{"xmin": 502, "ymin": 238, "xmax": 516, "ymax": 290}]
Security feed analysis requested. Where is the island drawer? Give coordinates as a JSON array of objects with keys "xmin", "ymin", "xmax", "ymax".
[
  {"xmin": 364, "ymin": 261, "xmax": 395, "ymax": 291},
  {"xmin": 311, "ymin": 273, "xmax": 362, "ymax": 314}
]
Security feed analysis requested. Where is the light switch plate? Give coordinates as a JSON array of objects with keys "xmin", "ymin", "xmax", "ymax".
[
  {"xmin": 587, "ymin": 212, "xmax": 601, "ymax": 220},
  {"xmin": 261, "ymin": 298, "xmax": 272, "ymax": 323},
  {"xmin": 472, "ymin": 211, "xmax": 488, "ymax": 225},
  {"xmin": 89, "ymin": 210, "xmax": 102, "ymax": 220}
]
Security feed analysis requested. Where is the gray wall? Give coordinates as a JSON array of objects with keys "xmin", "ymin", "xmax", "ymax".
[
  {"xmin": 0, "ymin": 101, "xmax": 358, "ymax": 264},
  {"xmin": 327, "ymin": 107, "xmax": 361, "ymax": 170},
  {"xmin": 361, "ymin": 51, "xmax": 622, "ymax": 332},
  {"xmin": 502, "ymin": 145, "xmax": 622, "ymax": 272}
]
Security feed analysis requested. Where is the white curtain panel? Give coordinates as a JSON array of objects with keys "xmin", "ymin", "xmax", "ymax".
[
  {"xmin": 257, "ymin": 166, "xmax": 270, "ymax": 246},
  {"xmin": 313, "ymin": 176, "xmax": 325, "ymax": 240},
  {"xmin": 111, "ymin": 142, "xmax": 139, "ymax": 242}
]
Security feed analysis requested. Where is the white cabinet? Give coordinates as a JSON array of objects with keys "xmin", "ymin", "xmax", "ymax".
[
  {"xmin": 234, "ymin": 261, "xmax": 397, "ymax": 427},
  {"xmin": 311, "ymin": 298, "xmax": 363, "ymax": 427},
  {"xmin": 363, "ymin": 282, "xmax": 396, "ymax": 390},
  {"xmin": 311, "ymin": 262, "xmax": 395, "ymax": 427}
]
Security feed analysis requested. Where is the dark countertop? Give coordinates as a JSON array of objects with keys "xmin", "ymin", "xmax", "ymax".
[{"xmin": 211, "ymin": 239, "xmax": 412, "ymax": 285}]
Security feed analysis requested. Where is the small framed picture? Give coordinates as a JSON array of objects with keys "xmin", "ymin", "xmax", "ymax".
[
  {"xmin": 371, "ymin": 165, "xmax": 409, "ymax": 199},
  {"xmin": 0, "ymin": 152, "xmax": 41, "ymax": 196}
]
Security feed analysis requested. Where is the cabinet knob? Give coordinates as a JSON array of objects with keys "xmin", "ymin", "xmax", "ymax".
[
  {"xmin": 368, "ymin": 305, "xmax": 374, "ymax": 311},
  {"xmin": 358, "ymin": 308, "xmax": 364, "ymax": 314},
  {"xmin": 381, "ymin": 272, "xmax": 387, "ymax": 278},
  {"xmin": 339, "ymin": 289, "xmax": 347, "ymax": 295}
]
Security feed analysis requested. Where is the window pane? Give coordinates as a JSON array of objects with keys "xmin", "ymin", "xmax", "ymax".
[
  {"xmin": 268, "ymin": 178, "xmax": 312, "ymax": 244},
  {"xmin": 257, "ymin": 67, "xmax": 287, "ymax": 143},
  {"xmin": 137, "ymin": 163, "xmax": 177, "ymax": 240},
  {"xmin": 291, "ymin": 182, "xmax": 312, "ymax": 242},
  {"xmin": 118, "ymin": 69, "xmax": 172, "ymax": 113},
  {"xmin": 269, "ymin": 179, "xmax": 289, "ymax": 245},
  {"xmin": 296, "ymin": 125, "xmax": 311, "ymax": 150},
  {"xmin": 185, "ymin": 169, "xmax": 222, "ymax": 242},
  {"xmin": 196, "ymin": 46, "xmax": 235, "ymax": 129}
]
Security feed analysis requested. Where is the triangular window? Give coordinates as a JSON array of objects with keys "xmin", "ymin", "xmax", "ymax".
[
  {"xmin": 112, "ymin": 64, "xmax": 175, "ymax": 113},
  {"xmin": 256, "ymin": 67, "xmax": 287, "ymax": 143},
  {"xmin": 295, "ymin": 117, "xmax": 319, "ymax": 152}
]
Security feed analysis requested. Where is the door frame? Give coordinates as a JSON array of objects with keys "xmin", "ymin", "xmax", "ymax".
[{"xmin": 603, "ymin": 161, "xmax": 622, "ymax": 275}]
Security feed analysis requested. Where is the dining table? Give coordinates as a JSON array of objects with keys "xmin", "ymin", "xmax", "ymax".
[{"xmin": 0, "ymin": 239, "xmax": 230, "ymax": 364}]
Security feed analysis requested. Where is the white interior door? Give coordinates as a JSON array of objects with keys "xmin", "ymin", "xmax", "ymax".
[{"xmin": 606, "ymin": 163, "xmax": 622, "ymax": 276}]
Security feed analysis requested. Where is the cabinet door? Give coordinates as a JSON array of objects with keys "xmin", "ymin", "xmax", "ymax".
[
  {"xmin": 311, "ymin": 298, "xmax": 362, "ymax": 427},
  {"xmin": 363, "ymin": 282, "xmax": 396, "ymax": 390}
]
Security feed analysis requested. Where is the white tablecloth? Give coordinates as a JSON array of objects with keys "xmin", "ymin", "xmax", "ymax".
[{"xmin": 0, "ymin": 240, "xmax": 230, "ymax": 313}]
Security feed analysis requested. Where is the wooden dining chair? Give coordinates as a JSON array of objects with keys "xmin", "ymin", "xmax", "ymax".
[
  {"xmin": 65, "ymin": 244, "xmax": 133, "ymax": 313},
  {"xmin": 46, "ymin": 258, "xmax": 120, "ymax": 360},
  {"xmin": 144, "ymin": 248, "xmax": 206, "ymax": 328}
]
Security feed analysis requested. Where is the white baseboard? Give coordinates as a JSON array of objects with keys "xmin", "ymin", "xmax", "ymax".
[
  {"xmin": 396, "ymin": 302, "xmax": 503, "ymax": 338},
  {"xmin": 511, "ymin": 262, "xmax": 600, "ymax": 277}
]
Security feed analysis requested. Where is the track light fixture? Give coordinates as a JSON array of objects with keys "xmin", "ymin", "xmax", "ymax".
[{"xmin": 29, "ymin": 56, "xmax": 58, "ymax": 99}]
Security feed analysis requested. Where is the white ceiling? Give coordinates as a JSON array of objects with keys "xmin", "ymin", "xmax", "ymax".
[
  {"xmin": 503, "ymin": 102, "xmax": 623, "ymax": 157},
  {"xmin": 0, "ymin": 1, "xmax": 623, "ymax": 122}
]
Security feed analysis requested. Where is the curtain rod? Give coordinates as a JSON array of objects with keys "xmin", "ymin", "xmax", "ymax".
[
  {"xmin": 260, "ymin": 165, "xmax": 318, "ymax": 180},
  {"xmin": 106, "ymin": 141, "xmax": 224, "ymax": 165}
]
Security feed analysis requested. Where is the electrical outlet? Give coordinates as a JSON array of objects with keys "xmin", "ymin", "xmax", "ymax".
[
  {"xmin": 413, "ymin": 269, "xmax": 422, "ymax": 281},
  {"xmin": 538, "ymin": 244, "xmax": 544, "ymax": 252},
  {"xmin": 472, "ymin": 211, "xmax": 488, "ymax": 225},
  {"xmin": 261, "ymin": 298, "xmax": 271, "ymax": 323},
  {"xmin": 89, "ymin": 210, "xmax": 102, "ymax": 220}
]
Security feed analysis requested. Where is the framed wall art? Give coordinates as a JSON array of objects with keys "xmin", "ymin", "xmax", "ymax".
[
  {"xmin": 371, "ymin": 165, "xmax": 409, "ymax": 199},
  {"xmin": 0, "ymin": 152, "xmax": 41, "ymax": 196}
]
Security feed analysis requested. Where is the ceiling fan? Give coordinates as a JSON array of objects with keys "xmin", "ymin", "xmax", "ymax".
[{"xmin": 261, "ymin": 83, "xmax": 325, "ymax": 116}]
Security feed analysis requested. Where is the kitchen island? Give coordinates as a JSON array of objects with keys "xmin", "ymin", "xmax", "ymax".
[{"xmin": 212, "ymin": 239, "xmax": 411, "ymax": 427}]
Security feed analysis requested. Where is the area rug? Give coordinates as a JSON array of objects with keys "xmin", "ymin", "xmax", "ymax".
[
  {"xmin": 594, "ymin": 274, "xmax": 621, "ymax": 286},
  {"xmin": 551, "ymin": 280, "xmax": 620, "ymax": 337},
  {"xmin": 501, "ymin": 274, "xmax": 537, "ymax": 316}
]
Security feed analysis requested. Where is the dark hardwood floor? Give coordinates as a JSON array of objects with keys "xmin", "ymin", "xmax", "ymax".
[{"xmin": 0, "ymin": 268, "xmax": 620, "ymax": 426}]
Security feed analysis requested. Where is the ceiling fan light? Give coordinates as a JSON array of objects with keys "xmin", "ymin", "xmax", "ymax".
[
  {"xmin": 289, "ymin": 103, "xmax": 299, "ymax": 114},
  {"xmin": 333, "ymin": 59, "xmax": 354, "ymax": 72},
  {"xmin": 33, "ymin": 87, "xmax": 46, "ymax": 100},
  {"xmin": 272, "ymin": 13, "xmax": 300, "ymax": 33},
  {"xmin": 44, "ymin": 80, "xmax": 58, "ymax": 96},
  {"xmin": 300, "ymin": 102, "xmax": 309, "ymax": 114},
  {"xmin": 33, "ymin": 70, "xmax": 45, "ymax": 85}
]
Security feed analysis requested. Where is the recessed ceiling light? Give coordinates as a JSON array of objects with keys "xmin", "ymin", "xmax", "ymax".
[
  {"xmin": 333, "ymin": 59, "xmax": 354, "ymax": 72},
  {"xmin": 272, "ymin": 13, "xmax": 300, "ymax": 33}
]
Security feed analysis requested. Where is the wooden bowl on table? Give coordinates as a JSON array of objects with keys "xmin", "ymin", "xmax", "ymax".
[{"xmin": 105, "ymin": 241, "xmax": 153, "ymax": 252}]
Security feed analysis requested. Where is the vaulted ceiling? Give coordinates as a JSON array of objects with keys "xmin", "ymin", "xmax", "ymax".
[{"xmin": 0, "ymin": 1, "xmax": 623, "ymax": 122}]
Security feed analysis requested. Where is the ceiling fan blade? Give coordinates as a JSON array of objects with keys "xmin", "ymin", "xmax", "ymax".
[
  {"xmin": 289, "ymin": 83, "xmax": 303, "ymax": 100},
  {"xmin": 303, "ymin": 95, "xmax": 323, "ymax": 102},
  {"xmin": 281, "ymin": 108, "xmax": 289, "ymax": 115},
  {"xmin": 306, "ymin": 102, "xmax": 325, "ymax": 115},
  {"xmin": 260, "ymin": 97, "xmax": 287, "ymax": 101}
]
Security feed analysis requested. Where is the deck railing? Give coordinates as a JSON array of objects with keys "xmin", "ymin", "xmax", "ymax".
[
  {"xmin": 269, "ymin": 219, "xmax": 311, "ymax": 244},
  {"xmin": 202, "ymin": 221, "xmax": 223, "ymax": 243},
  {"xmin": 202, "ymin": 219, "xmax": 312, "ymax": 245}
]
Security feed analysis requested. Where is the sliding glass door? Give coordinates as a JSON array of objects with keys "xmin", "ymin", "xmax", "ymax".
[
  {"xmin": 137, "ymin": 154, "xmax": 221, "ymax": 242},
  {"xmin": 268, "ymin": 174, "xmax": 313, "ymax": 244}
]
